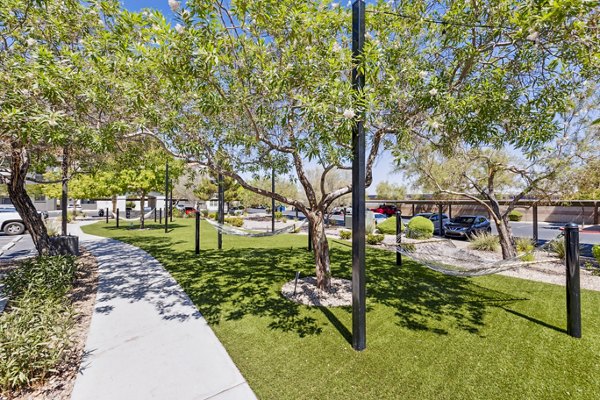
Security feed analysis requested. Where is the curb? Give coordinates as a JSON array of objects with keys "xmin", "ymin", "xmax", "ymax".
[{"xmin": 0, "ymin": 236, "xmax": 23, "ymax": 256}]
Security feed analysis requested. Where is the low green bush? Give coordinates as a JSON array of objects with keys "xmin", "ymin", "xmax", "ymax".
[
  {"xmin": 592, "ymin": 245, "xmax": 600, "ymax": 264},
  {"xmin": 366, "ymin": 233, "xmax": 385, "ymax": 245},
  {"xmin": 0, "ymin": 296, "xmax": 73, "ymax": 392},
  {"xmin": 508, "ymin": 210, "xmax": 524, "ymax": 221},
  {"xmin": 201, "ymin": 209, "xmax": 209, "ymax": 217},
  {"xmin": 208, "ymin": 212, "xmax": 217, "ymax": 220},
  {"xmin": 275, "ymin": 211, "xmax": 283, "ymax": 220},
  {"xmin": 516, "ymin": 237, "xmax": 535, "ymax": 261},
  {"xmin": 550, "ymin": 239, "xmax": 566, "ymax": 260},
  {"xmin": 3, "ymin": 256, "xmax": 76, "ymax": 300},
  {"xmin": 469, "ymin": 233, "xmax": 500, "ymax": 252},
  {"xmin": 0, "ymin": 256, "xmax": 78, "ymax": 393},
  {"xmin": 376, "ymin": 216, "xmax": 404, "ymax": 235},
  {"xmin": 406, "ymin": 216, "xmax": 434, "ymax": 239},
  {"xmin": 224, "ymin": 216, "xmax": 244, "ymax": 227},
  {"xmin": 339, "ymin": 230, "xmax": 352, "ymax": 240}
]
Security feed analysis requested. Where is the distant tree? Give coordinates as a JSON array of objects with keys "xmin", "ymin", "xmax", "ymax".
[{"xmin": 375, "ymin": 181, "xmax": 406, "ymax": 200}]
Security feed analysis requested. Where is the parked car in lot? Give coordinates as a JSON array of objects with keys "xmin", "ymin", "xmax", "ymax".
[
  {"xmin": 411, "ymin": 212, "xmax": 450, "ymax": 235},
  {"xmin": 228, "ymin": 206, "xmax": 245, "ymax": 216},
  {"xmin": 371, "ymin": 204, "xmax": 397, "ymax": 216},
  {"xmin": 444, "ymin": 215, "xmax": 491, "ymax": 239},
  {"xmin": 183, "ymin": 207, "xmax": 197, "ymax": 215},
  {"xmin": 373, "ymin": 212, "xmax": 388, "ymax": 224},
  {"xmin": 0, "ymin": 206, "xmax": 48, "ymax": 235}
]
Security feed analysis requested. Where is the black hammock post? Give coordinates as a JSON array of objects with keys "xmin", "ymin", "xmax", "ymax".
[
  {"xmin": 195, "ymin": 211, "xmax": 200, "ymax": 255},
  {"xmin": 105, "ymin": 208, "xmax": 109, "ymax": 224},
  {"xmin": 565, "ymin": 223, "xmax": 581, "ymax": 338},
  {"xmin": 396, "ymin": 209, "xmax": 402, "ymax": 266},
  {"xmin": 165, "ymin": 161, "xmax": 169, "ymax": 234},
  {"xmin": 116, "ymin": 208, "xmax": 120, "ymax": 228}
]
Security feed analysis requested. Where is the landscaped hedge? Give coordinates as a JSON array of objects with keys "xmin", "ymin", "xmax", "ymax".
[
  {"xmin": 376, "ymin": 216, "xmax": 404, "ymax": 235},
  {"xmin": 366, "ymin": 233, "xmax": 385, "ymax": 245},
  {"xmin": 406, "ymin": 216, "xmax": 434, "ymax": 239},
  {"xmin": 224, "ymin": 216, "xmax": 244, "ymax": 227},
  {"xmin": 0, "ymin": 256, "xmax": 77, "ymax": 393},
  {"xmin": 592, "ymin": 245, "xmax": 600, "ymax": 264},
  {"xmin": 508, "ymin": 210, "xmax": 524, "ymax": 221}
]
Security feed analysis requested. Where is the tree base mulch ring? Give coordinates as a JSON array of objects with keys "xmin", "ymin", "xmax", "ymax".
[
  {"xmin": 281, "ymin": 276, "xmax": 352, "ymax": 307},
  {"xmin": 10, "ymin": 249, "xmax": 99, "ymax": 400}
]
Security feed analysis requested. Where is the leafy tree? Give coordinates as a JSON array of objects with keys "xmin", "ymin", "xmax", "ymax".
[
  {"xmin": 194, "ymin": 175, "xmax": 243, "ymax": 206},
  {"xmin": 0, "ymin": 0, "xmax": 134, "ymax": 253},
  {"xmin": 375, "ymin": 181, "xmax": 406, "ymax": 200},
  {"xmin": 118, "ymin": 0, "xmax": 597, "ymax": 288}
]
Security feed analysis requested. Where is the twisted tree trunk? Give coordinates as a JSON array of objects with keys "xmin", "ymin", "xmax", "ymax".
[
  {"xmin": 7, "ymin": 144, "xmax": 53, "ymax": 255},
  {"xmin": 488, "ymin": 197, "xmax": 517, "ymax": 259},
  {"xmin": 307, "ymin": 211, "xmax": 331, "ymax": 290}
]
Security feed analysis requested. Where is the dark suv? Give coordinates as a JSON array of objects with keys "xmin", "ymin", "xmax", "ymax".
[{"xmin": 444, "ymin": 215, "xmax": 491, "ymax": 239}]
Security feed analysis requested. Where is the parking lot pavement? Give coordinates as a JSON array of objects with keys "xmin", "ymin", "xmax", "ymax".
[
  {"xmin": 0, "ymin": 234, "xmax": 35, "ymax": 261},
  {"xmin": 0, "ymin": 236, "xmax": 17, "ymax": 251}
]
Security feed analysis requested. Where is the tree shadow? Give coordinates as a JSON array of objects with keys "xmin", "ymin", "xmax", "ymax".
[{"xmin": 101, "ymin": 232, "xmax": 530, "ymax": 339}]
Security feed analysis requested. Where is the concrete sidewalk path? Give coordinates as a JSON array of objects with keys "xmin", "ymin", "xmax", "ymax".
[{"xmin": 70, "ymin": 223, "xmax": 256, "ymax": 400}]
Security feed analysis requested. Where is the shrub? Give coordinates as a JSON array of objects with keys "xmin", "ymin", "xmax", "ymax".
[
  {"xmin": 469, "ymin": 233, "xmax": 500, "ymax": 252},
  {"xmin": 550, "ymin": 239, "xmax": 565, "ymax": 260},
  {"xmin": 508, "ymin": 210, "xmax": 523, "ymax": 221},
  {"xmin": 208, "ymin": 212, "xmax": 217, "ymax": 220},
  {"xmin": 0, "ymin": 256, "xmax": 77, "ymax": 393},
  {"xmin": 201, "ymin": 209, "xmax": 209, "ymax": 217},
  {"xmin": 339, "ymin": 230, "xmax": 352, "ymax": 240},
  {"xmin": 376, "ymin": 216, "xmax": 405, "ymax": 235},
  {"xmin": 0, "ymin": 296, "xmax": 73, "ymax": 392},
  {"xmin": 406, "ymin": 216, "xmax": 434, "ymax": 239},
  {"xmin": 592, "ymin": 245, "xmax": 600, "ymax": 264},
  {"xmin": 3, "ymin": 256, "xmax": 76, "ymax": 300},
  {"xmin": 366, "ymin": 233, "xmax": 385, "ymax": 245},
  {"xmin": 125, "ymin": 201, "xmax": 136, "ymax": 209},
  {"xmin": 224, "ymin": 216, "xmax": 244, "ymax": 227},
  {"xmin": 516, "ymin": 237, "xmax": 535, "ymax": 261},
  {"xmin": 275, "ymin": 211, "xmax": 283, "ymax": 220}
]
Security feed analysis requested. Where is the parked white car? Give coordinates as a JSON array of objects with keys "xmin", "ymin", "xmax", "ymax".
[{"xmin": 0, "ymin": 206, "xmax": 47, "ymax": 235}]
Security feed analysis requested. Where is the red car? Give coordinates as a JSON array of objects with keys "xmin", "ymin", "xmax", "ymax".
[
  {"xmin": 184, "ymin": 207, "xmax": 198, "ymax": 215},
  {"xmin": 372, "ymin": 204, "xmax": 397, "ymax": 216}
]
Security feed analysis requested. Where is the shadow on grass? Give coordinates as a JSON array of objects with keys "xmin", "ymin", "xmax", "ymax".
[
  {"xmin": 499, "ymin": 307, "xmax": 566, "ymax": 334},
  {"xmin": 101, "ymin": 232, "xmax": 533, "ymax": 338}
]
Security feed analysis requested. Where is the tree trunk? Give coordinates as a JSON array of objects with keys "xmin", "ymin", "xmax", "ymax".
[
  {"xmin": 489, "ymin": 198, "xmax": 516, "ymax": 259},
  {"xmin": 140, "ymin": 191, "xmax": 146, "ymax": 229},
  {"xmin": 308, "ymin": 212, "xmax": 332, "ymax": 291},
  {"xmin": 7, "ymin": 144, "xmax": 53, "ymax": 255},
  {"xmin": 61, "ymin": 146, "xmax": 69, "ymax": 235},
  {"xmin": 111, "ymin": 195, "xmax": 117, "ymax": 214}
]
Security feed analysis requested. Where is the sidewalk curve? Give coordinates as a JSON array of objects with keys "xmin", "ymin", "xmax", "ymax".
[{"xmin": 70, "ymin": 223, "xmax": 256, "ymax": 400}]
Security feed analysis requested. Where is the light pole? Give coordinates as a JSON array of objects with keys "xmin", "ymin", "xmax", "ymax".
[
  {"xmin": 272, "ymin": 167, "xmax": 276, "ymax": 232},
  {"xmin": 351, "ymin": 0, "xmax": 366, "ymax": 351},
  {"xmin": 164, "ymin": 161, "xmax": 169, "ymax": 233}
]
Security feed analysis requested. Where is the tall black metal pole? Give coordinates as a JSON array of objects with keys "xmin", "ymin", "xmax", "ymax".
[
  {"xmin": 170, "ymin": 181, "xmax": 174, "ymax": 222},
  {"xmin": 533, "ymin": 205, "xmax": 539, "ymax": 244},
  {"xmin": 438, "ymin": 204, "xmax": 444, "ymax": 236},
  {"xmin": 165, "ymin": 162, "xmax": 169, "ymax": 233},
  {"xmin": 154, "ymin": 208, "xmax": 157, "ymax": 223},
  {"xmin": 272, "ymin": 167, "xmax": 276, "ymax": 232},
  {"xmin": 396, "ymin": 210, "xmax": 402, "ymax": 266},
  {"xmin": 106, "ymin": 208, "xmax": 109, "ymax": 224},
  {"xmin": 218, "ymin": 173, "xmax": 224, "ymax": 250},
  {"xmin": 351, "ymin": 0, "xmax": 366, "ymax": 351},
  {"xmin": 565, "ymin": 223, "xmax": 581, "ymax": 338},
  {"xmin": 159, "ymin": 208, "xmax": 162, "ymax": 224},
  {"xmin": 195, "ymin": 211, "xmax": 200, "ymax": 255},
  {"xmin": 116, "ymin": 208, "xmax": 120, "ymax": 228}
]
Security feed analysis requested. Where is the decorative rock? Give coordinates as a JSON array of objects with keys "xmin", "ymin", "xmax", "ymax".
[{"xmin": 282, "ymin": 276, "xmax": 352, "ymax": 307}]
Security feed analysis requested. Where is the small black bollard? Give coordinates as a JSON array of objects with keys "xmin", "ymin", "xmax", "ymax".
[
  {"xmin": 116, "ymin": 208, "xmax": 120, "ymax": 228},
  {"xmin": 293, "ymin": 271, "xmax": 301, "ymax": 295},
  {"xmin": 565, "ymin": 223, "xmax": 581, "ymax": 338},
  {"xmin": 195, "ymin": 211, "xmax": 200, "ymax": 255},
  {"xmin": 106, "ymin": 208, "xmax": 109, "ymax": 224},
  {"xmin": 396, "ymin": 210, "xmax": 402, "ymax": 266},
  {"xmin": 438, "ymin": 204, "xmax": 444, "ymax": 236}
]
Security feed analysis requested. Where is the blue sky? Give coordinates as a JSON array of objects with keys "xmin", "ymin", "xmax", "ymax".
[{"xmin": 120, "ymin": 1, "xmax": 406, "ymax": 194}]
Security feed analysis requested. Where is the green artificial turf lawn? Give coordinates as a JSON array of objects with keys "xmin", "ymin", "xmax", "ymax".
[{"xmin": 83, "ymin": 219, "xmax": 600, "ymax": 400}]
